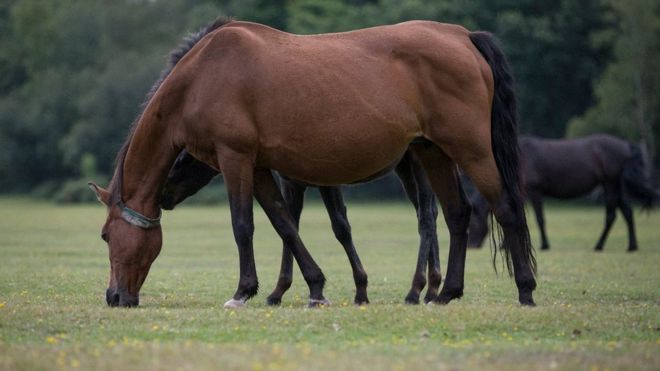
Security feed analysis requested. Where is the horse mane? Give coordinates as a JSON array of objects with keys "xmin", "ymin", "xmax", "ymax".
[{"xmin": 107, "ymin": 16, "xmax": 234, "ymax": 205}]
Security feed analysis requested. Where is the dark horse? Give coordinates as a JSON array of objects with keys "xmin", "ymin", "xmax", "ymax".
[
  {"xmin": 88, "ymin": 18, "xmax": 536, "ymax": 308},
  {"xmin": 468, "ymin": 134, "xmax": 659, "ymax": 251},
  {"xmin": 160, "ymin": 149, "xmax": 441, "ymax": 305}
]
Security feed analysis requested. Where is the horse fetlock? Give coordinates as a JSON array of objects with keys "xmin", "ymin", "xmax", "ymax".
[
  {"xmin": 518, "ymin": 290, "xmax": 536, "ymax": 306},
  {"xmin": 353, "ymin": 270, "xmax": 368, "ymax": 287},
  {"xmin": 423, "ymin": 290, "xmax": 438, "ymax": 304},
  {"xmin": 411, "ymin": 273, "xmax": 427, "ymax": 291},
  {"xmin": 515, "ymin": 276, "xmax": 536, "ymax": 292},
  {"xmin": 427, "ymin": 270, "xmax": 442, "ymax": 287},
  {"xmin": 266, "ymin": 295, "xmax": 282, "ymax": 306},
  {"xmin": 354, "ymin": 289, "xmax": 369, "ymax": 305},
  {"xmin": 305, "ymin": 272, "xmax": 326, "ymax": 289},
  {"xmin": 433, "ymin": 285, "xmax": 463, "ymax": 305},
  {"xmin": 237, "ymin": 280, "xmax": 259, "ymax": 300},
  {"xmin": 275, "ymin": 276, "xmax": 293, "ymax": 292}
]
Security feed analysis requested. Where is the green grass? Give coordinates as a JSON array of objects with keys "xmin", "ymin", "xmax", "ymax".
[{"xmin": 0, "ymin": 197, "xmax": 658, "ymax": 370}]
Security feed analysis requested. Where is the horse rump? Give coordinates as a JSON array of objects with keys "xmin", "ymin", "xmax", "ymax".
[{"xmin": 623, "ymin": 143, "xmax": 659, "ymax": 209}]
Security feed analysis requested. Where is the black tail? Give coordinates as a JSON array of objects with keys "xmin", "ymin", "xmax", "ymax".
[
  {"xmin": 623, "ymin": 144, "xmax": 659, "ymax": 209},
  {"xmin": 469, "ymin": 31, "xmax": 536, "ymax": 276}
]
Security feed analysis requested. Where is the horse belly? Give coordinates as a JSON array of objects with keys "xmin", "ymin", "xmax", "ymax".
[{"xmin": 257, "ymin": 117, "xmax": 417, "ymax": 186}]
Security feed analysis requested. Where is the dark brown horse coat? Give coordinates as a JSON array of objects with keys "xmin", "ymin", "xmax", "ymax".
[{"xmin": 468, "ymin": 134, "xmax": 658, "ymax": 251}]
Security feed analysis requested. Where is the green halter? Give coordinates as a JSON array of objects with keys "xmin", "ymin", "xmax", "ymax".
[{"xmin": 118, "ymin": 200, "xmax": 161, "ymax": 229}]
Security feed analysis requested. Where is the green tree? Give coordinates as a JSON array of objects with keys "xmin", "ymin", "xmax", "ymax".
[{"xmin": 567, "ymin": 0, "xmax": 660, "ymax": 169}]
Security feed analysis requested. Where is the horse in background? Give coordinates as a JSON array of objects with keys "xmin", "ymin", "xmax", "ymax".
[
  {"xmin": 160, "ymin": 149, "xmax": 441, "ymax": 305},
  {"xmin": 467, "ymin": 134, "xmax": 659, "ymax": 251},
  {"xmin": 88, "ymin": 17, "xmax": 537, "ymax": 308}
]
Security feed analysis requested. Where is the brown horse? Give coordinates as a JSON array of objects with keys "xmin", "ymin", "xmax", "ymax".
[
  {"xmin": 467, "ymin": 134, "xmax": 659, "ymax": 251},
  {"xmin": 89, "ymin": 17, "xmax": 536, "ymax": 308},
  {"xmin": 160, "ymin": 148, "xmax": 441, "ymax": 305}
]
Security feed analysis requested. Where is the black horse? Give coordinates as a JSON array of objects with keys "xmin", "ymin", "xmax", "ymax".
[
  {"xmin": 468, "ymin": 134, "xmax": 658, "ymax": 251},
  {"xmin": 161, "ymin": 149, "xmax": 442, "ymax": 305}
]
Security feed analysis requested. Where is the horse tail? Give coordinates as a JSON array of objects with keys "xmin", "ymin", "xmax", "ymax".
[
  {"xmin": 469, "ymin": 31, "xmax": 536, "ymax": 276},
  {"xmin": 623, "ymin": 143, "xmax": 659, "ymax": 209}
]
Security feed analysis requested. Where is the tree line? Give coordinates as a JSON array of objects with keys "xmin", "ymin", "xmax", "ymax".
[{"xmin": 0, "ymin": 0, "xmax": 658, "ymax": 201}]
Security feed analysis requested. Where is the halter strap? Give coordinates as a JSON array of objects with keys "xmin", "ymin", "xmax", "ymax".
[{"xmin": 117, "ymin": 200, "xmax": 161, "ymax": 229}]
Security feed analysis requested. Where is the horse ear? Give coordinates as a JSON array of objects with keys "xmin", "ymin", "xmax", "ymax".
[{"xmin": 88, "ymin": 182, "xmax": 110, "ymax": 206}]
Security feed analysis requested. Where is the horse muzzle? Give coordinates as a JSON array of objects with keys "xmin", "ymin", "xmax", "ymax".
[{"xmin": 106, "ymin": 287, "xmax": 139, "ymax": 307}]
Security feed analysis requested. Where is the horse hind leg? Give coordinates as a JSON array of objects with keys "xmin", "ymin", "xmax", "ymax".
[
  {"xmin": 529, "ymin": 193, "xmax": 549, "ymax": 250},
  {"xmin": 319, "ymin": 186, "xmax": 369, "ymax": 304},
  {"xmin": 619, "ymin": 197, "xmax": 638, "ymax": 252},
  {"xmin": 594, "ymin": 183, "xmax": 618, "ymax": 251},
  {"xmin": 266, "ymin": 179, "xmax": 306, "ymax": 305},
  {"xmin": 253, "ymin": 168, "xmax": 328, "ymax": 307},
  {"xmin": 409, "ymin": 144, "xmax": 470, "ymax": 305},
  {"xmin": 458, "ymin": 151, "xmax": 537, "ymax": 305},
  {"xmin": 395, "ymin": 155, "xmax": 426, "ymax": 304},
  {"xmin": 395, "ymin": 152, "xmax": 441, "ymax": 305}
]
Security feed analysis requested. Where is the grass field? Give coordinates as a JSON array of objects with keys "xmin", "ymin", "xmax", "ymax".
[{"xmin": 0, "ymin": 197, "xmax": 658, "ymax": 370}]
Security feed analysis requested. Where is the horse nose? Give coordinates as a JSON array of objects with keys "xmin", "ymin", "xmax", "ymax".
[
  {"xmin": 106, "ymin": 288, "xmax": 119, "ymax": 307},
  {"xmin": 119, "ymin": 293, "xmax": 139, "ymax": 307},
  {"xmin": 160, "ymin": 194, "xmax": 175, "ymax": 210}
]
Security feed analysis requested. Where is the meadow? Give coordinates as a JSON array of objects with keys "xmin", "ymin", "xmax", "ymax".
[{"xmin": 0, "ymin": 197, "xmax": 658, "ymax": 370}]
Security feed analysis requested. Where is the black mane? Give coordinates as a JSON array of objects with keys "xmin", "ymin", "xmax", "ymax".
[{"xmin": 108, "ymin": 16, "xmax": 233, "ymax": 204}]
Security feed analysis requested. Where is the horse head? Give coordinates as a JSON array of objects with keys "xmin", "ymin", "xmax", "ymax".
[
  {"xmin": 160, "ymin": 150, "xmax": 218, "ymax": 210},
  {"xmin": 88, "ymin": 182, "xmax": 163, "ymax": 307},
  {"xmin": 467, "ymin": 191, "xmax": 490, "ymax": 248}
]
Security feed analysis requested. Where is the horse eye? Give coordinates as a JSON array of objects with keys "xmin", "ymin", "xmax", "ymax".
[{"xmin": 101, "ymin": 231, "xmax": 109, "ymax": 243}]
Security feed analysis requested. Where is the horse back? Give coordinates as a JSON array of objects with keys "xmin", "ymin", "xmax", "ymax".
[
  {"xmin": 172, "ymin": 20, "xmax": 491, "ymax": 185},
  {"xmin": 521, "ymin": 135, "xmax": 632, "ymax": 198}
]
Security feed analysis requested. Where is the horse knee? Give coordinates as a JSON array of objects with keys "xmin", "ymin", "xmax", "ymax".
[{"xmin": 353, "ymin": 269, "xmax": 368, "ymax": 287}]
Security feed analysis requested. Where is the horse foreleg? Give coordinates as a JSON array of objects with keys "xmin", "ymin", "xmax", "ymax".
[
  {"xmin": 319, "ymin": 187, "xmax": 369, "ymax": 305},
  {"xmin": 529, "ymin": 193, "xmax": 549, "ymax": 250},
  {"xmin": 266, "ymin": 179, "xmax": 306, "ymax": 305},
  {"xmin": 253, "ymin": 168, "xmax": 328, "ymax": 307},
  {"xmin": 220, "ymin": 157, "xmax": 258, "ymax": 309},
  {"xmin": 409, "ymin": 153, "xmax": 441, "ymax": 304},
  {"xmin": 395, "ymin": 154, "xmax": 428, "ymax": 304},
  {"xmin": 410, "ymin": 145, "xmax": 469, "ymax": 305}
]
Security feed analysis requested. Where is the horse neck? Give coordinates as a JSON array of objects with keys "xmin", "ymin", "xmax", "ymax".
[{"xmin": 121, "ymin": 109, "xmax": 178, "ymax": 218}]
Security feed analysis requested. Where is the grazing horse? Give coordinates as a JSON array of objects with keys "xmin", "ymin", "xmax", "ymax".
[
  {"xmin": 160, "ymin": 148, "xmax": 441, "ymax": 305},
  {"xmin": 88, "ymin": 17, "xmax": 537, "ymax": 308},
  {"xmin": 467, "ymin": 135, "xmax": 659, "ymax": 251}
]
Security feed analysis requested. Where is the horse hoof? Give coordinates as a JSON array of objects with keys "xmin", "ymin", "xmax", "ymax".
[
  {"xmin": 627, "ymin": 247, "xmax": 638, "ymax": 252},
  {"xmin": 518, "ymin": 292, "xmax": 536, "ymax": 306},
  {"xmin": 404, "ymin": 292, "xmax": 420, "ymax": 305},
  {"xmin": 266, "ymin": 296, "xmax": 282, "ymax": 306},
  {"xmin": 223, "ymin": 298, "xmax": 247, "ymax": 309},
  {"xmin": 307, "ymin": 298, "xmax": 330, "ymax": 308},
  {"xmin": 423, "ymin": 294, "xmax": 437, "ymax": 304},
  {"xmin": 354, "ymin": 297, "xmax": 369, "ymax": 305},
  {"xmin": 430, "ymin": 297, "xmax": 451, "ymax": 305},
  {"xmin": 519, "ymin": 299, "xmax": 536, "ymax": 307}
]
